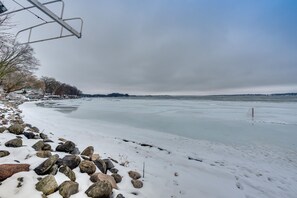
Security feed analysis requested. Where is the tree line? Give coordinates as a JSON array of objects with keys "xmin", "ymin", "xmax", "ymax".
[{"xmin": 0, "ymin": 16, "xmax": 82, "ymax": 96}]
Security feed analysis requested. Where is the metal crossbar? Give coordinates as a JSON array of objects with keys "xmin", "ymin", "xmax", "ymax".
[{"xmin": 0, "ymin": 0, "xmax": 83, "ymax": 44}]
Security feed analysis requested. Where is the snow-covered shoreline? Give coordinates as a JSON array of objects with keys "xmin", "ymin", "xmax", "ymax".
[{"xmin": 1, "ymin": 99, "xmax": 297, "ymax": 198}]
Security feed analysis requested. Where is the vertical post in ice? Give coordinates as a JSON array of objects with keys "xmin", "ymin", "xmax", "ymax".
[
  {"xmin": 252, "ymin": 108, "xmax": 254, "ymax": 119},
  {"xmin": 143, "ymin": 162, "xmax": 145, "ymax": 178}
]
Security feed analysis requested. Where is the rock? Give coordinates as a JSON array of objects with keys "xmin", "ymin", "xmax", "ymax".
[
  {"xmin": 31, "ymin": 126, "xmax": 39, "ymax": 133},
  {"xmin": 32, "ymin": 140, "xmax": 45, "ymax": 151},
  {"xmin": 40, "ymin": 133, "xmax": 48, "ymax": 139},
  {"xmin": 43, "ymin": 139, "xmax": 54, "ymax": 143},
  {"xmin": 0, "ymin": 126, "xmax": 7, "ymax": 133},
  {"xmin": 56, "ymin": 141, "xmax": 76, "ymax": 153},
  {"xmin": 109, "ymin": 168, "xmax": 119, "ymax": 174},
  {"xmin": 0, "ymin": 150, "xmax": 10, "ymax": 158},
  {"xmin": 36, "ymin": 151, "xmax": 52, "ymax": 158},
  {"xmin": 103, "ymin": 159, "xmax": 114, "ymax": 170},
  {"xmin": 59, "ymin": 181, "xmax": 79, "ymax": 198},
  {"xmin": 81, "ymin": 146, "xmax": 94, "ymax": 157},
  {"xmin": 131, "ymin": 179, "xmax": 143, "ymax": 188},
  {"xmin": 5, "ymin": 138, "xmax": 22, "ymax": 147},
  {"xmin": 116, "ymin": 194, "xmax": 125, "ymax": 198},
  {"xmin": 0, "ymin": 164, "xmax": 30, "ymax": 181},
  {"xmin": 60, "ymin": 155, "xmax": 81, "ymax": 169},
  {"xmin": 85, "ymin": 181, "xmax": 113, "ymax": 198},
  {"xmin": 91, "ymin": 154, "xmax": 100, "ymax": 161},
  {"xmin": 34, "ymin": 154, "xmax": 59, "ymax": 175},
  {"xmin": 111, "ymin": 173, "xmax": 122, "ymax": 183},
  {"xmin": 81, "ymin": 155, "xmax": 91, "ymax": 160},
  {"xmin": 35, "ymin": 175, "xmax": 58, "ymax": 195},
  {"xmin": 90, "ymin": 173, "xmax": 118, "ymax": 189},
  {"xmin": 49, "ymin": 164, "xmax": 58, "ymax": 175},
  {"xmin": 42, "ymin": 143, "xmax": 52, "ymax": 151},
  {"xmin": 93, "ymin": 159, "xmax": 107, "ymax": 174},
  {"xmin": 59, "ymin": 165, "xmax": 76, "ymax": 181},
  {"xmin": 70, "ymin": 147, "xmax": 80, "ymax": 155},
  {"xmin": 2, "ymin": 119, "xmax": 8, "ymax": 125},
  {"xmin": 58, "ymin": 137, "xmax": 67, "ymax": 142},
  {"xmin": 23, "ymin": 132, "xmax": 36, "ymax": 139},
  {"xmin": 128, "ymin": 171, "xmax": 141, "ymax": 180},
  {"xmin": 8, "ymin": 124, "xmax": 24, "ymax": 135},
  {"xmin": 79, "ymin": 160, "xmax": 96, "ymax": 175}
]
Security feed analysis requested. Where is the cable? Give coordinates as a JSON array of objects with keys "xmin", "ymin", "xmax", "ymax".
[{"xmin": 11, "ymin": 0, "xmax": 47, "ymax": 23}]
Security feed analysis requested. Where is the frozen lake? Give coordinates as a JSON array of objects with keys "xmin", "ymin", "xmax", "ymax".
[
  {"xmin": 20, "ymin": 97, "xmax": 297, "ymax": 198},
  {"xmin": 37, "ymin": 98, "xmax": 297, "ymax": 150}
]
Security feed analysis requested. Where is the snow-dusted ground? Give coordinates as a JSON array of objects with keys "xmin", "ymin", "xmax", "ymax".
[{"xmin": 1, "ymin": 98, "xmax": 297, "ymax": 198}]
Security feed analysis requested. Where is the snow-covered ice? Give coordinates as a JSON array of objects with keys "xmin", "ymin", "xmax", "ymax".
[{"xmin": 1, "ymin": 98, "xmax": 297, "ymax": 198}]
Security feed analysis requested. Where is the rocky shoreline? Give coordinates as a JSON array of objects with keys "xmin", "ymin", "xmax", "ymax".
[{"xmin": 0, "ymin": 100, "xmax": 144, "ymax": 198}]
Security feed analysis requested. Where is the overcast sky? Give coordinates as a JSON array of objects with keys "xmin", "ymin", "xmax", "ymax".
[{"xmin": 2, "ymin": 0, "xmax": 297, "ymax": 94}]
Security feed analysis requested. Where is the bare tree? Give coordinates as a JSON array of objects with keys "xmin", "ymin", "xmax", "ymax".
[{"xmin": 0, "ymin": 42, "xmax": 39, "ymax": 80}]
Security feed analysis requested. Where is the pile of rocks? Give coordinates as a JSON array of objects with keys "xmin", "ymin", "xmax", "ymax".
[{"xmin": 0, "ymin": 102, "xmax": 144, "ymax": 197}]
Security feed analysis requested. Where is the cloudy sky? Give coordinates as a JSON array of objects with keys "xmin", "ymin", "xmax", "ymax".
[{"xmin": 2, "ymin": 0, "xmax": 297, "ymax": 94}]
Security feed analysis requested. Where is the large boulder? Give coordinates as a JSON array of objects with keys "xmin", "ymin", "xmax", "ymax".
[
  {"xmin": 111, "ymin": 173, "xmax": 122, "ymax": 183},
  {"xmin": 34, "ymin": 154, "xmax": 59, "ymax": 175},
  {"xmin": 5, "ymin": 138, "xmax": 22, "ymax": 147},
  {"xmin": 0, "ymin": 164, "xmax": 30, "ymax": 181},
  {"xmin": 90, "ymin": 173, "xmax": 118, "ymax": 189},
  {"xmin": 56, "ymin": 141, "xmax": 76, "ymax": 153},
  {"xmin": 0, "ymin": 150, "xmax": 10, "ymax": 158},
  {"xmin": 85, "ymin": 181, "xmax": 113, "ymax": 198},
  {"xmin": 81, "ymin": 146, "xmax": 94, "ymax": 157},
  {"xmin": 8, "ymin": 124, "xmax": 24, "ymax": 135},
  {"xmin": 131, "ymin": 179, "xmax": 143, "ymax": 189},
  {"xmin": 35, "ymin": 175, "xmax": 58, "ymax": 195},
  {"xmin": 79, "ymin": 160, "xmax": 96, "ymax": 175},
  {"xmin": 128, "ymin": 171, "xmax": 141, "ymax": 180},
  {"xmin": 59, "ymin": 181, "xmax": 79, "ymax": 198},
  {"xmin": 0, "ymin": 126, "xmax": 7, "ymax": 133},
  {"xmin": 59, "ymin": 165, "xmax": 76, "ymax": 181},
  {"xmin": 32, "ymin": 140, "xmax": 45, "ymax": 151},
  {"xmin": 36, "ymin": 150, "xmax": 52, "ymax": 158},
  {"xmin": 59, "ymin": 155, "xmax": 81, "ymax": 169},
  {"xmin": 93, "ymin": 159, "xmax": 107, "ymax": 174},
  {"xmin": 23, "ymin": 132, "xmax": 36, "ymax": 139},
  {"xmin": 103, "ymin": 159, "xmax": 114, "ymax": 170}
]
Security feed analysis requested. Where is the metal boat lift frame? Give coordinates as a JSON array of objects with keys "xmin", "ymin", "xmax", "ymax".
[{"xmin": 0, "ymin": 0, "xmax": 83, "ymax": 44}]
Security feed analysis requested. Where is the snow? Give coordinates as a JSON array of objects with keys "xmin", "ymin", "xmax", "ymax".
[{"xmin": 0, "ymin": 98, "xmax": 297, "ymax": 198}]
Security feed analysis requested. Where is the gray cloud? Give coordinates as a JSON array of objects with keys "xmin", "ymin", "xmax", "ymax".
[{"xmin": 4, "ymin": 0, "xmax": 297, "ymax": 94}]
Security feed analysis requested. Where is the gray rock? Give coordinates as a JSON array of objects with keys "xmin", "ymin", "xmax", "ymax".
[
  {"xmin": 128, "ymin": 171, "xmax": 141, "ymax": 180},
  {"xmin": 70, "ymin": 147, "xmax": 80, "ymax": 155},
  {"xmin": 32, "ymin": 140, "xmax": 45, "ymax": 151},
  {"xmin": 131, "ymin": 179, "xmax": 143, "ymax": 188},
  {"xmin": 90, "ymin": 173, "xmax": 118, "ymax": 189},
  {"xmin": 36, "ymin": 151, "xmax": 52, "ymax": 158},
  {"xmin": 109, "ymin": 168, "xmax": 118, "ymax": 174},
  {"xmin": 111, "ymin": 173, "xmax": 122, "ymax": 183},
  {"xmin": 40, "ymin": 133, "xmax": 48, "ymax": 139},
  {"xmin": 23, "ymin": 132, "xmax": 35, "ymax": 139},
  {"xmin": 59, "ymin": 181, "xmax": 79, "ymax": 198},
  {"xmin": 93, "ymin": 159, "xmax": 107, "ymax": 174},
  {"xmin": 48, "ymin": 164, "xmax": 58, "ymax": 175},
  {"xmin": 0, "ymin": 150, "xmax": 10, "ymax": 158},
  {"xmin": 85, "ymin": 181, "xmax": 113, "ymax": 198},
  {"xmin": 34, "ymin": 154, "xmax": 59, "ymax": 175},
  {"xmin": 56, "ymin": 141, "xmax": 76, "ymax": 153},
  {"xmin": 35, "ymin": 175, "xmax": 58, "ymax": 195},
  {"xmin": 8, "ymin": 124, "xmax": 24, "ymax": 135},
  {"xmin": 79, "ymin": 160, "xmax": 96, "ymax": 175},
  {"xmin": 42, "ymin": 143, "xmax": 52, "ymax": 151},
  {"xmin": 5, "ymin": 138, "xmax": 22, "ymax": 147},
  {"xmin": 30, "ymin": 126, "xmax": 39, "ymax": 133},
  {"xmin": 116, "ymin": 194, "xmax": 125, "ymax": 198},
  {"xmin": 0, "ymin": 126, "xmax": 7, "ymax": 133},
  {"xmin": 43, "ymin": 139, "xmax": 54, "ymax": 143},
  {"xmin": 60, "ymin": 155, "xmax": 81, "ymax": 169},
  {"xmin": 81, "ymin": 146, "xmax": 94, "ymax": 157},
  {"xmin": 103, "ymin": 159, "xmax": 114, "ymax": 170},
  {"xmin": 59, "ymin": 165, "xmax": 76, "ymax": 181}
]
